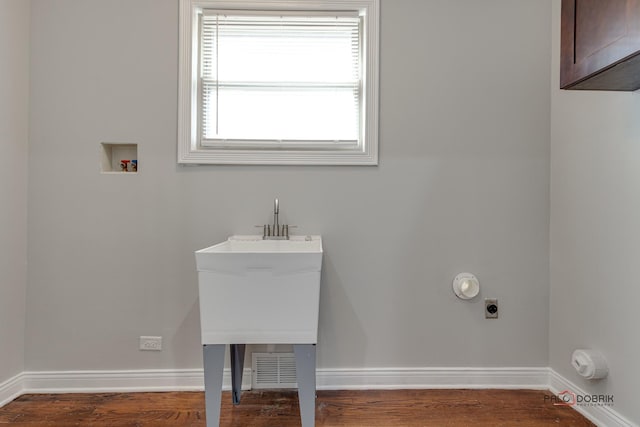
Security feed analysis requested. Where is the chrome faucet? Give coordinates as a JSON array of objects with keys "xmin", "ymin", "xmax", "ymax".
[{"xmin": 260, "ymin": 198, "xmax": 291, "ymax": 240}]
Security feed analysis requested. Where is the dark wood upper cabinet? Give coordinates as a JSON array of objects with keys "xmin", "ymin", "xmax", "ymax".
[{"xmin": 561, "ymin": 0, "xmax": 640, "ymax": 90}]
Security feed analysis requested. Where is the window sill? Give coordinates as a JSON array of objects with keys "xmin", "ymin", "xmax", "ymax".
[{"xmin": 177, "ymin": 147, "xmax": 378, "ymax": 165}]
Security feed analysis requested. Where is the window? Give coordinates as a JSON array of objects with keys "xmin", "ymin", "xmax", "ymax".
[{"xmin": 178, "ymin": 0, "xmax": 379, "ymax": 165}]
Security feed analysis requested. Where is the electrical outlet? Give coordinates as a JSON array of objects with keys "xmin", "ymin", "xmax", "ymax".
[
  {"xmin": 139, "ymin": 336, "xmax": 162, "ymax": 351},
  {"xmin": 485, "ymin": 299, "xmax": 498, "ymax": 319}
]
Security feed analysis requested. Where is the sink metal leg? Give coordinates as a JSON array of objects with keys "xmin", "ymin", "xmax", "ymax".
[
  {"xmin": 230, "ymin": 344, "xmax": 246, "ymax": 405},
  {"xmin": 203, "ymin": 344, "xmax": 225, "ymax": 427},
  {"xmin": 293, "ymin": 344, "xmax": 316, "ymax": 427}
]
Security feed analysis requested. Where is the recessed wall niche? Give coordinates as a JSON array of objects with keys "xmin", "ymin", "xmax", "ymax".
[{"xmin": 100, "ymin": 143, "xmax": 138, "ymax": 173}]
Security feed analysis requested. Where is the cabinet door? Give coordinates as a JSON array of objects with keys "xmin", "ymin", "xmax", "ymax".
[{"xmin": 561, "ymin": 0, "xmax": 640, "ymax": 89}]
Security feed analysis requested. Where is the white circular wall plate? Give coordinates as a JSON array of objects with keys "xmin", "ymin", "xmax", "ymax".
[{"xmin": 453, "ymin": 273, "xmax": 480, "ymax": 300}]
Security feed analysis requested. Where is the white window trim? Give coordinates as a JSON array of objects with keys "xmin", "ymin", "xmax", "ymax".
[{"xmin": 177, "ymin": 0, "xmax": 380, "ymax": 165}]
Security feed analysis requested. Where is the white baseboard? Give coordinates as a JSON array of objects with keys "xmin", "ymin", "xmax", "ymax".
[
  {"xmin": 549, "ymin": 369, "xmax": 638, "ymax": 427},
  {"xmin": 20, "ymin": 368, "xmax": 251, "ymax": 394},
  {"xmin": 316, "ymin": 367, "xmax": 549, "ymax": 390},
  {"xmin": 3, "ymin": 366, "xmax": 546, "ymax": 398},
  {"xmin": 0, "ymin": 373, "xmax": 24, "ymax": 408},
  {"xmin": 1, "ymin": 366, "xmax": 636, "ymax": 427}
]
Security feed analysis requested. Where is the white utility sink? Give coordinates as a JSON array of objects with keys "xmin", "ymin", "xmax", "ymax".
[{"xmin": 195, "ymin": 235, "xmax": 323, "ymax": 345}]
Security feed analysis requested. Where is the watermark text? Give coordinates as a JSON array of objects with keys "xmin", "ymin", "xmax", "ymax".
[{"xmin": 545, "ymin": 390, "xmax": 614, "ymax": 407}]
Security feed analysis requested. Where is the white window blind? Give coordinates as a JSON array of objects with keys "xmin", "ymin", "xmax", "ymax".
[{"xmin": 199, "ymin": 11, "xmax": 362, "ymax": 146}]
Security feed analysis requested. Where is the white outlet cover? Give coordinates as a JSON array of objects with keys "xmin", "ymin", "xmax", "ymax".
[{"xmin": 139, "ymin": 336, "xmax": 162, "ymax": 351}]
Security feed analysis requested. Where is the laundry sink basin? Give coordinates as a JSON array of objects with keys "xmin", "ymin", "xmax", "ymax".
[{"xmin": 195, "ymin": 235, "xmax": 323, "ymax": 345}]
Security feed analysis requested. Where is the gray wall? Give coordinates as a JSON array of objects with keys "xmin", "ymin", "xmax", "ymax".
[
  {"xmin": 0, "ymin": 0, "xmax": 29, "ymax": 383},
  {"xmin": 550, "ymin": 2, "xmax": 640, "ymax": 423},
  {"xmin": 26, "ymin": 0, "xmax": 551, "ymax": 372}
]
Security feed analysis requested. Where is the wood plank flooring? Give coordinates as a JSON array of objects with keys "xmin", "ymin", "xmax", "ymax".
[{"xmin": 0, "ymin": 389, "xmax": 595, "ymax": 426}]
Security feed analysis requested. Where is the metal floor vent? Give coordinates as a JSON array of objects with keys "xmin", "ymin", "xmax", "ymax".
[{"xmin": 252, "ymin": 352, "xmax": 297, "ymax": 389}]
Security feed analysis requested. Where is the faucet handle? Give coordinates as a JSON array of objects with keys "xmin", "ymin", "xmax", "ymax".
[
  {"xmin": 284, "ymin": 225, "xmax": 298, "ymax": 239},
  {"xmin": 255, "ymin": 224, "xmax": 269, "ymax": 239}
]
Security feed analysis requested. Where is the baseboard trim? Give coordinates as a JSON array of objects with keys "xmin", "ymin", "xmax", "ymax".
[
  {"xmin": 548, "ymin": 369, "xmax": 637, "ymax": 427},
  {"xmin": 21, "ymin": 368, "xmax": 252, "ymax": 394},
  {"xmin": 0, "ymin": 373, "xmax": 24, "ymax": 408},
  {"xmin": 5, "ymin": 367, "xmax": 547, "ymax": 397},
  {"xmin": 316, "ymin": 367, "xmax": 549, "ymax": 390},
  {"xmin": 1, "ymin": 367, "xmax": 635, "ymax": 426}
]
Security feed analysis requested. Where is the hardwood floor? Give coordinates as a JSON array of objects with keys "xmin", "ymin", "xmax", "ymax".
[{"xmin": 0, "ymin": 389, "xmax": 595, "ymax": 426}]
